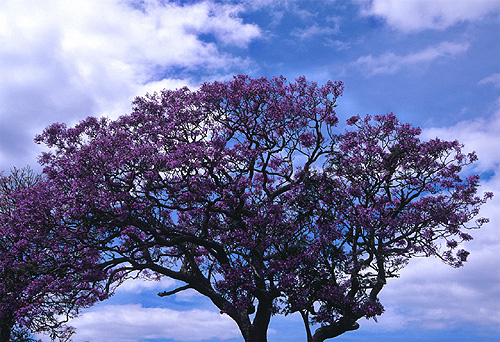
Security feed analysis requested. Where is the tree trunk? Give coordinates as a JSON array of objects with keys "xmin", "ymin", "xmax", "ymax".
[
  {"xmin": 241, "ymin": 299, "xmax": 273, "ymax": 342},
  {"xmin": 310, "ymin": 319, "xmax": 359, "ymax": 342},
  {"xmin": 245, "ymin": 328, "xmax": 268, "ymax": 342},
  {"xmin": 0, "ymin": 318, "xmax": 13, "ymax": 342},
  {"xmin": 244, "ymin": 322, "xmax": 269, "ymax": 342}
]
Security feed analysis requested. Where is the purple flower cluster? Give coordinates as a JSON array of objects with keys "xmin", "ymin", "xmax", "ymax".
[
  {"xmin": 23, "ymin": 75, "xmax": 492, "ymax": 342},
  {"xmin": 0, "ymin": 168, "xmax": 109, "ymax": 341}
]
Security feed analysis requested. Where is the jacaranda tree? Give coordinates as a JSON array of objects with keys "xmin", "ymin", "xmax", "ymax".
[
  {"xmin": 0, "ymin": 167, "xmax": 109, "ymax": 342},
  {"xmin": 34, "ymin": 75, "xmax": 491, "ymax": 342}
]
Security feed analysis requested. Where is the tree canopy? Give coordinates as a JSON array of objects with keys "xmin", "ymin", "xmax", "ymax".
[
  {"xmin": 0, "ymin": 167, "xmax": 108, "ymax": 342},
  {"xmin": 34, "ymin": 75, "xmax": 491, "ymax": 342}
]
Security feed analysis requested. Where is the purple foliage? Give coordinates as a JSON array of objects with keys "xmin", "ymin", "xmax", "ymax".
[
  {"xmin": 33, "ymin": 76, "xmax": 490, "ymax": 342},
  {"xmin": 0, "ymin": 167, "xmax": 109, "ymax": 342}
]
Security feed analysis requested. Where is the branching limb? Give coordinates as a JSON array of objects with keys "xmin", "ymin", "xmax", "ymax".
[{"xmin": 158, "ymin": 285, "xmax": 191, "ymax": 297}]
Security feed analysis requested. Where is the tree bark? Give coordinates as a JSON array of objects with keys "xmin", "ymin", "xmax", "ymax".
[
  {"xmin": 300, "ymin": 310, "xmax": 313, "ymax": 342},
  {"xmin": 0, "ymin": 318, "xmax": 13, "ymax": 342},
  {"xmin": 242, "ymin": 298, "xmax": 273, "ymax": 342},
  {"xmin": 310, "ymin": 319, "xmax": 359, "ymax": 342}
]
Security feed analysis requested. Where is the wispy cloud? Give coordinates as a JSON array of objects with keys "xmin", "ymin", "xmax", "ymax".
[
  {"xmin": 352, "ymin": 41, "xmax": 469, "ymax": 76},
  {"xmin": 291, "ymin": 23, "xmax": 339, "ymax": 40},
  {"xmin": 479, "ymin": 73, "xmax": 500, "ymax": 88},
  {"xmin": 324, "ymin": 38, "xmax": 351, "ymax": 51},
  {"xmin": 358, "ymin": 0, "xmax": 500, "ymax": 32}
]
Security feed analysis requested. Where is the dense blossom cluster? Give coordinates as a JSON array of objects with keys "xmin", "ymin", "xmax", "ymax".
[
  {"xmin": 29, "ymin": 75, "xmax": 491, "ymax": 342},
  {"xmin": 0, "ymin": 168, "xmax": 108, "ymax": 342}
]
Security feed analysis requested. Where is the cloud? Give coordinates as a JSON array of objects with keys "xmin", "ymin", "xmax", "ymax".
[
  {"xmin": 479, "ymin": 73, "xmax": 500, "ymax": 88},
  {"xmin": 374, "ymin": 236, "xmax": 500, "ymax": 330},
  {"xmin": 44, "ymin": 304, "xmax": 240, "ymax": 342},
  {"xmin": 358, "ymin": 0, "xmax": 500, "ymax": 32},
  {"xmin": 291, "ymin": 24, "xmax": 340, "ymax": 40},
  {"xmin": 0, "ymin": 0, "xmax": 260, "ymax": 171},
  {"xmin": 117, "ymin": 276, "xmax": 177, "ymax": 295},
  {"xmin": 363, "ymin": 179, "xmax": 500, "ymax": 333},
  {"xmin": 364, "ymin": 101, "xmax": 500, "ymax": 334},
  {"xmin": 236, "ymin": 0, "xmax": 281, "ymax": 11},
  {"xmin": 324, "ymin": 38, "xmax": 351, "ymax": 51},
  {"xmin": 422, "ymin": 100, "xmax": 500, "ymax": 173},
  {"xmin": 352, "ymin": 41, "xmax": 469, "ymax": 76}
]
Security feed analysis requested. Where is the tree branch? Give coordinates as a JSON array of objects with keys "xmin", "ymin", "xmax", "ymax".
[{"xmin": 158, "ymin": 285, "xmax": 191, "ymax": 297}]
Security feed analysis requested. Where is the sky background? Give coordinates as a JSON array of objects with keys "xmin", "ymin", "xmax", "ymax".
[{"xmin": 0, "ymin": 0, "xmax": 499, "ymax": 341}]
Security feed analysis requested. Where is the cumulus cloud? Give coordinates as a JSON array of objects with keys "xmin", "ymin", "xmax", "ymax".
[
  {"xmin": 422, "ymin": 100, "xmax": 500, "ymax": 173},
  {"xmin": 0, "ymin": 0, "xmax": 260, "ymax": 171},
  {"xmin": 374, "ymin": 238, "xmax": 500, "ymax": 330},
  {"xmin": 359, "ymin": 0, "xmax": 500, "ymax": 32},
  {"xmin": 364, "ymin": 101, "xmax": 500, "ymax": 334},
  {"xmin": 352, "ymin": 41, "xmax": 469, "ymax": 76},
  {"xmin": 363, "ymin": 188, "xmax": 500, "ymax": 334},
  {"xmin": 46, "ymin": 304, "xmax": 239, "ymax": 342}
]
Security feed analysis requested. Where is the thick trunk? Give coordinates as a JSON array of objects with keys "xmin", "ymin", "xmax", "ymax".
[
  {"xmin": 310, "ymin": 320, "xmax": 359, "ymax": 342},
  {"xmin": 187, "ymin": 274, "xmax": 272, "ymax": 342},
  {"xmin": 242, "ymin": 299, "xmax": 273, "ymax": 342},
  {"xmin": 0, "ymin": 318, "xmax": 13, "ymax": 342},
  {"xmin": 245, "ymin": 328, "xmax": 268, "ymax": 342},
  {"xmin": 242, "ymin": 321, "xmax": 271, "ymax": 341}
]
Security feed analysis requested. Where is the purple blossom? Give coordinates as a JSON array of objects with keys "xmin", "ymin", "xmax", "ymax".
[
  {"xmin": 0, "ymin": 167, "xmax": 108, "ymax": 341},
  {"xmin": 28, "ymin": 75, "xmax": 492, "ymax": 342},
  {"xmin": 300, "ymin": 132, "xmax": 316, "ymax": 148},
  {"xmin": 346, "ymin": 115, "xmax": 360, "ymax": 126}
]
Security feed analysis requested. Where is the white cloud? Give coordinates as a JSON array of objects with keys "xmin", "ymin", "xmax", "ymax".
[
  {"xmin": 291, "ymin": 24, "xmax": 340, "ymax": 40},
  {"xmin": 174, "ymin": 288, "xmax": 203, "ymax": 302},
  {"xmin": 363, "ymin": 186, "xmax": 500, "ymax": 332},
  {"xmin": 359, "ymin": 0, "xmax": 500, "ymax": 32},
  {"xmin": 324, "ymin": 38, "xmax": 351, "ymax": 51},
  {"xmin": 117, "ymin": 276, "xmax": 177, "ymax": 295},
  {"xmin": 422, "ymin": 101, "xmax": 500, "ymax": 173},
  {"xmin": 352, "ymin": 41, "xmax": 469, "ymax": 76},
  {"xmin": 0, "ymin": 0, "xmax": 260, "ymax": 171},
  {"xmin": 364, "ymin": 101, "xmax": 500, "ymax": 334},
  {"xmin": 374, "ymin": 237, "xmax": 500, "ymax": 330},
  {"xmin": 479, "ymin": 73, "xmax": 500, "ymax": 88},
  {"xmin": 237, "ymin": 0, "xmax": 281, "ymax": 11},
  {"xmin": 43, "ymin": 304, "xmax": 239, "ymax": 342}
]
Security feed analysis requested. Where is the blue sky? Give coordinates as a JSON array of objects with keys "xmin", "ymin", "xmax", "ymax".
[{"xmin": 0, "ymin": 0, "xmax": 499, "ymax": 341}]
